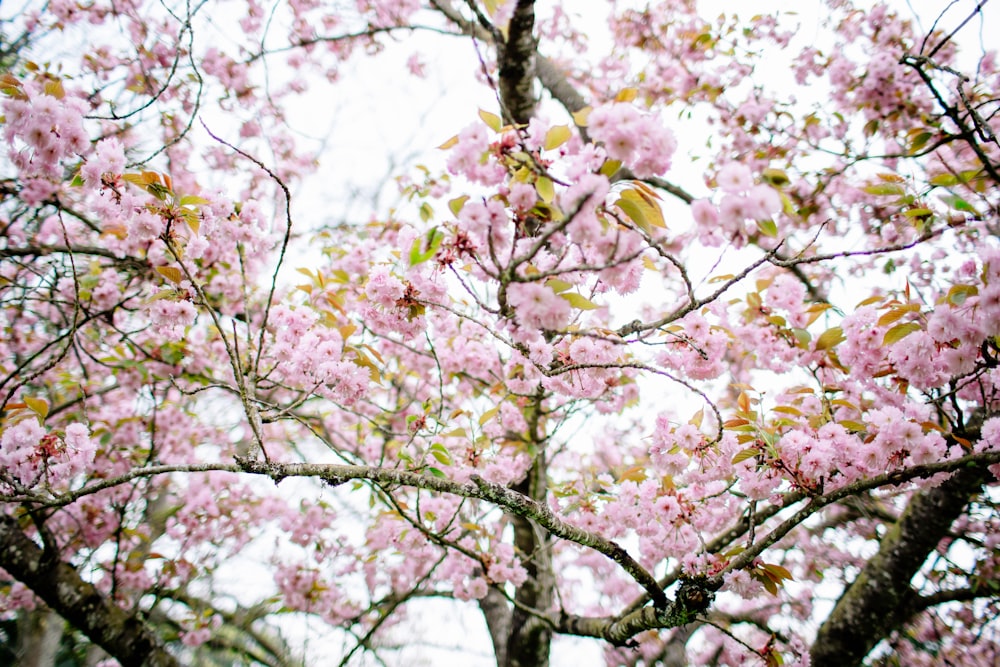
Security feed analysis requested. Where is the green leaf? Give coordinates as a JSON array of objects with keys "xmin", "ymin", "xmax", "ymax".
[
  {"xmin": 756, "ymin": 218, "xmax": 778, "ymax": 237},
  {"xmin": 876, "ymin": 304, "xmax": 920, "ymax": 327},
  {"xmin": 791, "ymin": 328, "xmax": 811, "ymax": 347},
  {"xmin": 615, "ymin": 87, "xmax": 639, "ymax": 102},
  {"xmin": 559, "ymin": 292, "xmax": 599, "ymax": 310},
  {"xmin": 761, "ymin": 168, "xmax": 789, "ymax": 187},
  {"xmin": 616, "ymin": 188, "xmax": 666, "ymax": 233},
  {"xmin": 599, "ymin": 159, "xmax": 622, "ymax": 177},
  {"xmin": 838, "ymin": 420, "xmax": 867, "ymax": 433},
  {"xmin": 761, "ymin": 563, "xmax": 794, "ymax": 581},
  {"xmin": 929, "ymin": 173, "xmax": 959, "ymax": 187},
  {"xmin": 479, "ymin": 405, "xmax": 500, "ymax": 426},
  {"xmin": 430, "ymin": 443, "xmax": 453, "ymax": 466},
  {"xmin": 731, "ymin": 447, "xmax": 760, "ymax": 465},
  {"xmin": 181, "ymin": 209, "xmax": 200, "ymax": 235},
  {"xmin": 409, "ymin": 227, "xmax": 443, "ymax": 266},
  {"xmin": 479, "ymin": 108, "xmax": 502, "ymax": 132},
  {"xmin": 536, "ymin": 176, "xmax": 555, "ymax": 203},
  {"xmin": 24, "ymin": 397, "xmax": 49, "ymax": 420},
  {"xmin": 623, "ymin": 187, "xmax": 666, "ymax": 227},
  {"xmin": 544, "ymin": 125, "xmax": 572, "ymax": 151},
  {"xmin": 759, "ymin": 575, "xmax": 779, "ymax": 596},
  {"xmin": 882, "ymin": 321, "xmax": 922, "ymax": 345},
  {"xmin": 43, "ymin": 79, "xmax": 65, "ymax": 99},
  {"xmin": 814, "ymin": 326, "xmax": 845, "ymax": 350},
  {"xmin": 616, "ymin": 196, "xmax": 648, "ymax": 232},
  {"xmin": 946, "ymin": 284, "xmax": 977, "ymax": 306},
  {"xmin": 419, "ymin": 202, "xmax": 433, "ymax": 222},
  {"xmin": 449, "ymin": 195, "xmax": 469, "ymax": 217},
  {"xmin": 907, "ymin": 131, "xmax": 933, "ymax": 154},
  {"xmin": 545, "ymin": 278, "xmax": 573, "ymax": 294},
  {"xmin": 426, "ymin": 467, "xmax": 447, "ymax": 479},
  {"xmin": 940, "ymin": 194, "xmax": 976, "ymax": 213},
  {"xmin": 156, "ymin": 266, "xmax": 184, "ymax": 284},
  {"xmin": 863, "ymin": 183, "xmax": 905, "ymax": 196},
  {"xmin": 571, "ymin": 106, "xmax": 592, "ymax": 127}
]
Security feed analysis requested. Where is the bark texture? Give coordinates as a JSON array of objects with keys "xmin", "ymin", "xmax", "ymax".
[
  {"xmin": 810, "ymin": 465, "xmax": 988, "ymax": 666},
  {"xmin": 497, "ymin": 0, "xmax": 537, "ymax": 124},
  {"xmin": 15, "ymin": 608, "xmax": 63, "ymax": 667},
  {"xmin": 505, "ymin": 453, "xmax": 554, "ymax": 667},
  {"xmin": 0, "ymin": 516, "xmax": 180, "ymax": 667}
]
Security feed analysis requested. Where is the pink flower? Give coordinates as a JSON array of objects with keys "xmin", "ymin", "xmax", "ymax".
[
  {"xmin": 718, "ymin": 194, "xmax": 754, "ymax": 227},
  {"xmin": 364, "ymin": 266, "xmax": 404, "ymax": 308},
  {"xmin": 716, "ymin": 163, "xmax": 753, "ymax": 193},
  {"xmin": 506, "ymin": 282, "xmax": 571, "ymax": 330},
  {"xmin": 746, "ymin": 184, "xmax": 782, "ymax": 219},
  {"xmin": 587, "ymin": 102, "xmax": 676, "ymax": 177},
  {"xmin": 0, "ymin": 418, "xmax": 45, "ymax": 484},
  {"xmin": 148, "ymin": 297, "xmax": 197, "ymax": 340},
  {"xmin": 406, "ymin": 53, "xmax": 427, "ymax": 77},
  {"xmin": 81, "ymin": 138, "xmax": 125, "ymax": 185},
  {"xmin": 691, "ymin": 199, "xmax": 719, "ymax": 227},
  {"xmin": 509, "ymin": 182, "xmax": 537, "ymax": 211},
  {"xmin": 129, "ymin": 210, "xmax": 165, "ymax": 244}
]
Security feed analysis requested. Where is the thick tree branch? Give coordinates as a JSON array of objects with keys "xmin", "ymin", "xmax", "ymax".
[
  {"xmin": 810, "ymin": 464, "xmax": 991, "ymax": 666},
  {"xmin": 497, "ymin": 0, "xmax": 537, "ymax": 124},
  {"xmin": 11, "ymin": 452, "xmax": 997, "ymax": 651},
  {"xmin": 504, "ymin": 395, "xmax": 554, "ymax": 667},
  {"xmin": 534, "ymin": 56, "xmax": 587, "ymax": 116},
  {"xmin": 0, "ymin": 244, "xmax": 151, "ymax": 272},
  {"xmin": 478, "ymin": 586, "xmax": 512, "ymax": 667},
  {"xmin": 0, "ymin": 515, "xmax": 180, "ymax": 667},
  {"xmin": 232, "ymin": 458, "xmax": 668, "ymax": 609},
  {"xmin": 555, "ymin": 578, "xmax": 717, "ymax": 646}
]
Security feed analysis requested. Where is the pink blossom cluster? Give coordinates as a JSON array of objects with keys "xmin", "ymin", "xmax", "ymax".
[
  {"xmin": 2, "ymin": 78, "xmax": 90, "ymax": 205},
  {"xmin": 274, "ymin": 562, "xmax": 359, "ymax": 625},
  {"xmin": 446, "ymin": 124, "xmax": 506, "ymax": 185},
  {"xmin": 657, "ymin": 313, "xmax": 728, "ymax": 380},
  {"xmin": 587, "ymin": 102, "xmax": 677, "ymax": 178},
  {"xmin": 456, "ymin": 197, "xmax": 511, "ymax": 255},
  {"xmin": 506, "ymin": 282, "xmax": 572, "ymax": 331},
  {"xmin": 79, "ymin": 138, "xmax": 126, "ymax": 187},
  {"xmin": 543, "ymin": 336, "xmax": 636, "ymax": 407},
  {"xmin": 362, "ymin": 263, "xmax": 445, "ymax": 339},
  {"xmin": 263, "ymin": 305, "xmax": 369, "ymax": 405},
  {"xmin": 558, "ymin": 172, "xmax": 611, "ymax": 245},
  {"xmin": 165, "ymin": 474, "xmax": 282, "ymax": 552},
  {"xmin": 690, "ymin": 163, "xmax": 782, "ymax": 248},
  {"xmin": 0, "ymin": 419, "xmax": 96, "ymax": 492},
  {"xmin": 147, "ymin": 295, "xmax": 197, "ymax": 340},
  {"xmin": 179, "ymin": 613, "xmax": 222, "ymax": 647}
]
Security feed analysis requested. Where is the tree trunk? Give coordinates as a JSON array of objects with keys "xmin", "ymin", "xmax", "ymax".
[
  {"xmin": 0, "ymin": 516, "xmax": 180, "ymax": 667},
  {"xmin": 810, "ymin": 466, "xmax": 987, "ymax": 666},
  {"xmin": 505, "ymin": 453, "xmax": 554, "ymax": 667},
  {"xmin": 15, "ymin": 608, "xmax": 63, "ymax": 667}
]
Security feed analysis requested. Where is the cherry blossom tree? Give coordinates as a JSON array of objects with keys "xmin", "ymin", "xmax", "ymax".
[{"xmin": 2, "ymin": 0, "xmax": 999, "ymax": 665}]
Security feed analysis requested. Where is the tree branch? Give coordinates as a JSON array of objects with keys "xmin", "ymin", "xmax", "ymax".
[
  {"xmin": 11, "ymin": 451, "xmax": 997, "ymax": 651},
  {"xmin": 497, "ymin": 0, "xmax": 537, "ymax": 124},
  {"xmin": 0, "ymin": 515, "xmax": 180, "ymax": 667},
  {"xmin": 555, "ymin": 578, "xmax": 717, "ymax": 646},
  {"xmin": 810, "ymin": 463, "xmax": 991, "ymax": 666}
]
